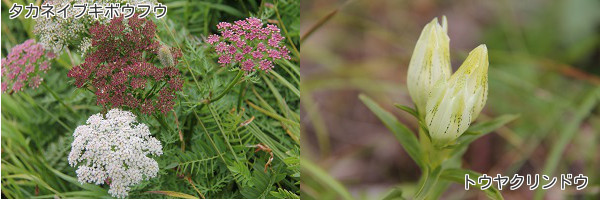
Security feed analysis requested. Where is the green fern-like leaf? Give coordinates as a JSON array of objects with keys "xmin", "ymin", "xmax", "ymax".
[
  {"xmin": 270, "ymin": 188, "xmax": 300, "ymax": 199},
  {"xmin": 228, "ymin": 161, "xmax": 253, "ymax": 187}
]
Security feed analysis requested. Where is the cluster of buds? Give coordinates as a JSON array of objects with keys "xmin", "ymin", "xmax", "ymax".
[
  {"xmin": 1, "ymin": 39, "xmax": 56, "ymax": 93},
  {"xmin": 206, "ymin": 17, "xmax": 291, "ymax": 73},
  {"xmin": 67, "ymin": 14, "xmax": 183, "ymax": 115},
  {"xmin": 407, "ymin": 17, "xmax": 489, "ymax": 146}
]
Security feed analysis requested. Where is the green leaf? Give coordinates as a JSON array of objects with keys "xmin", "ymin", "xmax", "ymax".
[
  {"xmin": 240, "ymin": 163, "xmax": 278, "ymax": 198},
  {"xmin": 394, "ymin": 104, "xmax": 419, "ymax": 119},
  {"xmin": 301, "ymin": 158, "xmax": 354, "ymax": 200},
  {"xmin": 45, "ymin": 164, "xmax": 107, "ymax": 194},
  {"xmin": 440, "ymin": 168, "xmax": 504, "ymax": 200},
  {"xmin": 228, "ymin": 161, "xmax": 253, "ymax": 186},
  {"xmin": 359, "ymin": 94, "xmax": 424, "ymax": 168},
  {"xmin": 270, "ymin": 188, "xmax": 300, "ymax": 199},
  {"xmin": 271, "ymin": 71, "xmax": 300, "ymax": 97},
  {"xmin": 165, "ymin": 162, "xmax": 179, "ymax": 169},
  {"xmin": 463, "ymin": 114, "xmax": 520, "ymax": 136},
  {"xmin": 457, "ymin": 114, "xmax": 519, "ymax": 146},
  {"xmin": 452, "ymin": 114, "xmax": 519, "ymax": 157},
  {"xmin": 413, "ymin": 166, "xmax": 442, "ymax": 200},
  {"xmin": 381, "ymin": 186, "xmax": 405, "ymax": 200}
]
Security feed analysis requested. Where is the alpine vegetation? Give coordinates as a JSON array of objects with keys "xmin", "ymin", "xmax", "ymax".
[
  {"xmin": 68, "ymin": 109, "xmax": 163, "ymax": 198},
  {"xmin": 360, "ymin": 16, "xmax": 513, "ymax": 199},
  {"xmin": 1, "ymin": 39, "xmax": 56, "ymax": 93},
  {"xmin": 2, "ymin": 1, "xmax": 300, "ymax": 198},
  {"xmin": 206, "ymin": 17, "xmax": 291, "ymax": 73}
]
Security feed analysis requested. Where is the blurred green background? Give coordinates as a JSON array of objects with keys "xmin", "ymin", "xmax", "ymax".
[{"xmin": 300, "ymin": 0, "xmax": 600, "ymax": 199}]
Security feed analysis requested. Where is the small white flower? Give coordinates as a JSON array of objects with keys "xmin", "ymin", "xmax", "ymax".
[{"xmin": 68, "ymin": 108, "xmax": 163, "ymax": 198}]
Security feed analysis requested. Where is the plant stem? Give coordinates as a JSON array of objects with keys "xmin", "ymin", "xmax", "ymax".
[
  {"xmin": 204, "ymin": 70, "xmax": 244, "ymax": 105},
  {"xmin": 159, "ymin": 18, "xmax": 203, "ymax": 91},
  {"xmin": 236, "ymin": 80, "xmax": 247, "ymax": 112},
  {"xmin": 172, "ymin": 110, "xmax": 185, "ymax": 152},
  {"xmin": 414, "ymin": 165, "xmax": 442, "ymax": 200},
  {"xmin": 414, "ymin": 128, "xmax": 450, "ymax": 199},
  {"xmin": 300, "ymin": 8, "xmax": 338, "ymax": 44}
]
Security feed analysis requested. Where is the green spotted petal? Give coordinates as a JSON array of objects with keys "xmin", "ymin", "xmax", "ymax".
[
  {"xmin": 425, "ymin": 45, "xmax": 488, "ymax": 145},
  {"xmin": 407, "ymin": 16, "xmax": 452, "ymax": 115}
]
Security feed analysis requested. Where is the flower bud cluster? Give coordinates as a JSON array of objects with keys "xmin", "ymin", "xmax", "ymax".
[
  {"xmin": 67, "ymin": 14, "xmax": 183, "ymax": 115},
  {"xmin": 68, "ymin": 109, "xmax": 163, "ymax": 198},
  {"xmin": 407, "ymin": 17, "xmax": 489, "ymax": 146},
  {"xmin": 206, "ymin": 17, "xmax": 291, "ymax": 73},
  {"xmin": 1, "ymin": 39, "xmax": 56, "ymax": 93}
]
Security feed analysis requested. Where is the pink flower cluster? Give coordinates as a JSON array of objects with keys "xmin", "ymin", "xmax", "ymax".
[
  {"xmin": 1, "ymin": 39, "xmax": 56, "ymax": 93},
  {"xmin": 206, "ymin": 17, "xmax": 291, "ymax": 73},
  {"xmin": 67, "ymin": 14, "xmax": 183, "ymax": 115}
]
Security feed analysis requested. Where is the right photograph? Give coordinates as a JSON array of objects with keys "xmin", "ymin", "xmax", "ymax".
[{"xmin": 300, "ymin": 0, "xmax": 599, "ymax": 199}]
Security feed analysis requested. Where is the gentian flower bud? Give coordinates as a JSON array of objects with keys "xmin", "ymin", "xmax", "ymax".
[
  {"xmin": 424, "ymin": 45, "xmax": 488, "ymax": 145},
  {"xmin": 407, "ymin": 17, "xmax": 451, "ymax": 114}
]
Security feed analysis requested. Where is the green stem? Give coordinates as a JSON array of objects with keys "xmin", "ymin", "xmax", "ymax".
[
  {"xmin": 413, "ymin": 128, "xmax": 449, "ymax": 199},
  {"xmin": 414, "ymin": 167, "xmax": 430, "ymax": 199},
  {"xmin": 182, "ymin": 96, "xmax": 228, "ymax": 165},
  {"xmin": 414, "ymin": 166, "xmax": 442, "ymax": 200},
  {"xmin": 208, "ymin": 105, "xmax": 240, "ymax": 163},
  {"xmin": 205, "ymin": 70, "xmax": 244, "ymax": 104},
  {"xmin": 236, "ymin": 80, "xmax": 247, "ymax": 112},
  {"xmin": 144, "ymin": 82, "xmax": 167, "ymax": 101},
  {"xmin": 159, "ymin": 18, "xmax": 203, "ymax": 91}
]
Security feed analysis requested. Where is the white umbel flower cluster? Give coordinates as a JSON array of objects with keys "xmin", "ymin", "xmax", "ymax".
[
  {"xmin": 68, "ymin": 108, "xmax": 163, "ymax": 198},
  {"xmin": 34, "ymin": 0, "xmax": 157, "ymax": 55}
]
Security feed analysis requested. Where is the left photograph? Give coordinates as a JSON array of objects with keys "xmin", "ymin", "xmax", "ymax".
[{"xmin": 1, "ymin": 0, "xmax": 300, "ymax": 199}]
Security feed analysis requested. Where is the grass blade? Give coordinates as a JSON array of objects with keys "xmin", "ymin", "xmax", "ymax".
[
  {"xmin": 301, "ymin": 158, "xmax": 354, "ymax": 200},
  {"xmin": 359, "ymin": 94, "xmax": 424, "ymax": 168},
  {"xmin": 533, "ymin": 87, "xmax": 600, "ymax": 200}
]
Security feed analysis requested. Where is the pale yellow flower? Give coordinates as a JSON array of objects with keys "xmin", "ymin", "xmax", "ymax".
[
  {"xmin": 424, "ymin": 45, "xmax": 489, "ymax": 145},
  {"xmin": 407, "ymin": 17, "xmax": 451, "ymax": 114}
]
